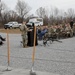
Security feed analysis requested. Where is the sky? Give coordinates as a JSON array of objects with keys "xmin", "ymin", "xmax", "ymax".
[{"xmin": 2, "ymin": 0, "xmax": 75, "ymax": 15}]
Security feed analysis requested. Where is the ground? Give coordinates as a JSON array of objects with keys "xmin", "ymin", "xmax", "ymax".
[
  {"xmin": 0, "ymin": 28, "xmax": 21, "ymax": 34},
  {"xmin": 0, "ymin": 30, "xmax": 75, "ymax": 75}
]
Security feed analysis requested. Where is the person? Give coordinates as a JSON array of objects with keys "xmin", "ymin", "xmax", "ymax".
[
  {"xmin": 72, "ymin": 23, "xmax": 75, "ymax": 36},
  {"xmin": 0, "ymin": 35, "xmax": 6, "ymax": 41},
  {"xmin": 19, "ymin": 21, "xmax": 28, "ymax": 48},
  {"xmin": 38, "ymin": 26, "xmax": 48, "ymax": 40},
  {"xmin": 56, "ymin": 25, "xmax": 61, "ymax": 39},
  {"xmin": 27, "ymin": 23, "xmax": 38, "ymax": 46},
  {"xmin": 70, "ymin": 20, "xmax": 74, "ymax": 29},
  {"xmin": 65, "ymin": 24, "xmax": 73, "ymax": 37},
  {"xmin": 37, "ymin": 26, "xmax": 41, "ymax": 38},
  {"xmin": 0, "ymin": 35, "xmax": 6, "ymax": 45},
  {"xmin": 43, "ymin": 32, "xmax": 49, "ymax": 46}
]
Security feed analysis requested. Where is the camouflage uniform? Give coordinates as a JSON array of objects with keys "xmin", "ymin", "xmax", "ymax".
[
  {"xmin": 65, "ymin": 25, "xmax": 73, "ymax": 37},
  {"xmin": 50, "ymin": 27, "xmax": 57, "ymax": 39},
  {"xmin": 46, "ymin": 26, "xmax": 57, "ymax": 42},
  {"xmin": 73, "ymin": 24, "xmax": 75, "ymax": 36},
  {"xmin": 56, "ymin": 27, "xmax": 61, "ymax": 39},
  {"xmin": 60, "ymin": 24, "xmax": 67, "ymax": 38},
  {"xmin": 20, "ymin": 23, "xmax": 28, "ymax": 47},
  {"xmin": 43, "ymin": 33, "xmax": 48, "ymax": 46},
  {"xmin": 48, "ymin": 27, "xmax": 55, "ymax": 38}
]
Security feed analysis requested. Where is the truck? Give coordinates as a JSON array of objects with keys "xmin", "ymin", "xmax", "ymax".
[
  {"xmin": 26, "ymin": 18, "xmax": 43, "ymax": 27},
  {"xmin": 4, "ymin": 21, "xmax": 22, "ymax": 29}
]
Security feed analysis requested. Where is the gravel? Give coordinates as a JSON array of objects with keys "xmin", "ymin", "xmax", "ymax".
[{"xmin": 0, "ymin": 33, "xmax": 75, "ymax": 75}]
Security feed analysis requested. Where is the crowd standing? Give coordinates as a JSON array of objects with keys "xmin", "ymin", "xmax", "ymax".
[
  {"xmin": 37, "ymin": 21, "xmax": 75, "ymax": 41},
  {"xmin": 19, "ymin": 20, "xmax": 75, "ymax": 47},
  {"xmin": 0, "ymin": 20, "xmax": 75, "ymax": 47}
]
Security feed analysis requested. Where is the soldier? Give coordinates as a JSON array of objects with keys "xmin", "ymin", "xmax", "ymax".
[
  {"xmin": 47, "ymin": 26, "xmax": 56, "ymax": 42},
  {"xmin": 70, "ymin": 20, "xmax": 74, "ymax": 29},
  {"xmin": 73, "ymin": 23, "xmax": 75, "ymax": 36},
  {"xmin": 43, "ymin": 33, "xmax": 48, "ymax": 46},
  {"xmin": 47, "ymin": 26, "xmax": 54, "ymax": 37},
  {"xmin": 56, "ymin": 25, "xmax": 61, "ymax": 39},
  {"xmin": 20, "ymin": 21, "xmax": 28, "ymax": 48},
  {"xmin": 65, "ymin": 24, "xmax": 73, "ymax": 37},
  {"xmin": 49, "ymin": 26, "xmax": 57, "ymax": 39}
]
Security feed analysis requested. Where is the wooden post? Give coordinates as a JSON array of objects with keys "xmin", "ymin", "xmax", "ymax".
[
  {"xmin": 30, "ymin": 26, "xmax": 36, "ymax": 75},
  {"xmin": 6, "ymin": 29, "xmax": 10, "ymax": 67},
  {"xmin": 32, "ymin": 26, "xmax": 36, "ymax": 65}
]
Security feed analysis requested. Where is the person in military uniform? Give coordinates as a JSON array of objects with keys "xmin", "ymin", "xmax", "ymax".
[
  {"xmin": 73, "ymin": 23, "xmax": 75, "ymax": 36},
  {"xmin": 47, "ymin": 26, "xmax": 54, "ymax": 37},
  {"xmin": 70, "ymin": 20, "xmax": 74, "ymax": 29},
  {"xmin": 43, "ymin": 32, "xmax": 49, "ymax": 46},
  {"xmin": 46, "ymin": 26, "xmax": 56, "ymax": 43},
  {"xmin": 19, "ymin": 21, "xmax": 28, "ymax": 48},
  {"xmin": 56, "ymin": 25, "xmax": 61, "ymax": 39},
  {"xmin": 65, "ymin": 24, "xmax": 73, "ymax": 38}
]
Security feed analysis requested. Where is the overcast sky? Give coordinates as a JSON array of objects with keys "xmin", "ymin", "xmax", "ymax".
[{"xmin": 2, "ymin": 0, "xmax": 75, "ymax": 15}]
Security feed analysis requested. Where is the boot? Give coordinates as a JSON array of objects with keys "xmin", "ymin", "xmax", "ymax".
[{"xmin": 24, "ymin": 44, "xmax": 29, "ymax": 48}]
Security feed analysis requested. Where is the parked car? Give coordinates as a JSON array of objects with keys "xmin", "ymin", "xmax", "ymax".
[{"xmin": 4, "ymin": 22, "xmax": 22, "ymax": 29}]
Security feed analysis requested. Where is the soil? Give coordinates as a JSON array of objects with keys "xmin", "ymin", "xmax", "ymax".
[{"xmin": 0, "ymin": 28, "xmax": 21, "ymax": 34}]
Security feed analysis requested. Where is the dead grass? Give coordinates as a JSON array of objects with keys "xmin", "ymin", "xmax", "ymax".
[{"xmin": 0, "ymin": 28, "xmax": 21, "ymax": 34}]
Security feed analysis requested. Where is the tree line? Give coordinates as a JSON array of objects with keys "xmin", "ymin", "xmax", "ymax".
[{"xmin": 0, "ymin": 0, "xmax": 75, "ymax": 28}]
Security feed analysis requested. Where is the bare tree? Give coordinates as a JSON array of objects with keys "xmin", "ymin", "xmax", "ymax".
[
  {"xmin": 36, "ymin": 7, "xmax": 49, "ymax": 25},
  {"xmin": 36, "ymin": 7, "xmax": 47, "ymax": 18},
  {"xmin": 49, "ymin": 7, "xmax": 57, "ymax": 24},
  {"xmin": 3, "ymin": 10, "xmax": 18, "ymax": 22},
  {"xmin": 0, "ymin": 0, "xmax": 8, "ymax": 22},
  {"xmin": 15, "ymin": 0, "xmax": 31, "ymax": 22},
  {"xmin": 67, "ymin": 8, "xmax": 75, "ymax": 20}
]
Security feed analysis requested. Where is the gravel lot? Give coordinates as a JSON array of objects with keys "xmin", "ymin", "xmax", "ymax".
[{"xmin": 0, "ymin": 33, "xmax": 75, "ymax": 75}]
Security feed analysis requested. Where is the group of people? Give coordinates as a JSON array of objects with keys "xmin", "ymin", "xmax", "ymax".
[
  {"xmin": 37, "ymin": 20, "xmax": 75, "ymax": 42},
  {"xmin": 19, "ymin": 20, "xmax": 75, "ymax": 47},
  {"xmin": 1, "ymin": 20, "xmax": 74, "ymax": 47}
]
